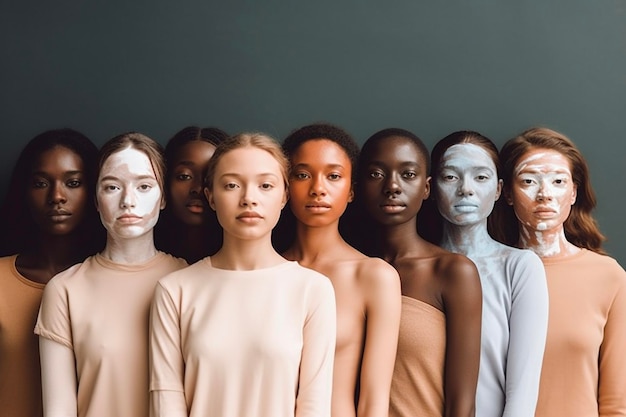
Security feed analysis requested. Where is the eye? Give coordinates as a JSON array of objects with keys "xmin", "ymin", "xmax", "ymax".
[
  {"xmin": 293, "ymin": 172, "xmax": 310, "ymax": 180},
  {"xmin": 328, "ymin": 173, "xmax": 341, "ymax": 181},
  {"xmin": 260, "ymin": 182, "xmax": 274, "ymax": 190},
  {"xmin": 175, "ymin": 173, "xmax": 192, "ymax": 181},
  {"xmin": 402, "ymin": 171, "xmax": 417, "ymax": 179},
  {"xmin": 369, "ymin": 171, "xmax": 384, "ymax": 180},
  {"xmin": 67, "ymin": 179, "xmax": 82, "ymax": 188},
  {"xmin": 441, "ymin": 174, "xmax": 457, "ymax": 182},
  {"xmin": 224, "ymin": 182, "xmax": 239, "ymax": 190},
  {"xmin": 32, "ymin": 179, "xmax": 49, "ymax": 189},
  {"xmin": 476, "ymin": 174, "xmax": 489, "ymax": 181},
  {"xmin": 138, "ymin": 184, "xmax": 152, "ymax": 191},
  {"xmin": 104, "ymin": 184, "xmax": 119, "ymax": 192}
]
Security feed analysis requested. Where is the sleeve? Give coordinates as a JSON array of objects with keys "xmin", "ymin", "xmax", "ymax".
[
  {"xmin": 39, "ymin": 337, "xmax": 78, "ymax": 417},
  {"xmin": 34, "ymin": 277, "xmax": 73, "ymax": 348},
  {"xmin": 598, "ymin": 263, "xmax": 626, "ymax": 417},
  {"xmin": 503, "ymin": 251, "xmax": 549, "ymax": 417},
  {"xmin": 295, "ymin": 275, "xmax": 336, "ymax": 417},
  {"xmin": 149, "ymin": 280, "xmax": 186, "ymax": 394}
]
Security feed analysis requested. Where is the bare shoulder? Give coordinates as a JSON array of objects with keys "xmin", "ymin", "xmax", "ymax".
[{"xmin": 356, "ymin": 256, "xmax": 400, "ymax": 284}]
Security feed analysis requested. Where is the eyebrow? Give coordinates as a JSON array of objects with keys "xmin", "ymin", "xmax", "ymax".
[
  {"xmin": 99, "ymin": 174, "xmax": 157, "ymax": 182},
  {"xmin": 292, "ymin": 163, "xmax": 346, "ymax": 170},
  {"xmin": 32, "ymin": 170, "xmax": 84, "ymax": 176}
]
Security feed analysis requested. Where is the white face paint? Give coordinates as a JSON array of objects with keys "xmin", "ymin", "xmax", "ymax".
[
  {"xmin": 509, "ymin": 148, "xmax": 577, "ymax": 237},
  {"xmin": 435, "ymin": 143, "xmax": 501, "ymax": 227},
  {"xmin": 96, "ymin": 147, "xmax": 164, "ymax": 240}
]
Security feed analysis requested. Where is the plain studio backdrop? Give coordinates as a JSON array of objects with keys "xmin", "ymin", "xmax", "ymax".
[{"xmin": 1, "ymin": 1, "xmax": 624, "ymax": 264}]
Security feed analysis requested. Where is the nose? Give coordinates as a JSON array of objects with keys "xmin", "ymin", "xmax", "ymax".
[
  {"xmin": 457, "ymin": 177, "xmax": 474, "ymax": 196},
  {"xmin": 383, "ymin": 174, "xmax": 401, "ymax": 196},
  {"xmin": 189, "ymin": 176, "xmax": 203, "ymax": 196},
  {"xmin": 536, "ymin": 180, "xmax": 553, "ymax": 201},
  {"xmin": 120, "ymin": 188, "xmax": 136, "ymax": 209},
  {"xmin": 309, "ymin": 175, "xmax": 327, "ymax": 197},
  {"xmin": 240, "ymin": 185, "xmax": 258, "ymax": 207},
  {"xmin": 48, "ymin": 181, "xmax": 67, "ymax": 205}
]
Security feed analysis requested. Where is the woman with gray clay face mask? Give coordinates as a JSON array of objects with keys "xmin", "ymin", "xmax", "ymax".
[{"xmin": 431, "ymin": 130, "xmax": 549, "ymax": 417}]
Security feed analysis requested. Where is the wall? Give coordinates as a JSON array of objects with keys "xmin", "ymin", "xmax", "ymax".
[{"xmin": 1, "ymin": 1, "xmax": 624, "ymax": 263}]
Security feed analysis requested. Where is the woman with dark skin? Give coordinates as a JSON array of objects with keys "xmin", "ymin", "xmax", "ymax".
[
  {"xmin": 0, "ymin": 128, "xmax": 102, "ymax": 417},
  {"xmin": 355, "ymin": 128, "xmax": 482, "ymax": 417},
  {"xmin": 155, "ymin": 126, "xmax": 229, "ymax": 263},
  {"xmin": 281, "ymin": 123, "xmax": 401, "ymax": 417}
]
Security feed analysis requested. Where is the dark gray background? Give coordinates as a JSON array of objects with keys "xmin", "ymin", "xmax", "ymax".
[{"xmin": 2, "ymin": 1, "xmax": 624, "ymax": 264}]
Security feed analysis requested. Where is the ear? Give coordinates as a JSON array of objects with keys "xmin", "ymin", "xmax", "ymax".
[
  {"xmin": 495, "ymin": 179, "xmax": 503, "ymax": 201},
  {"xmin": 504, "ymin": 186, "xmax": 513, "ymax": 206},
  {"xmin": 160, "ymin": 195, "xmax": 166, "ymax": 210},
  {"xmin": 94, "ymin": 195, "xmax": 100, "ymax": 212},
  {"xmin": 281, "ymin": 189, "xmax": 289, "ymax": 209},
  {"xmin": 423, "ymin": 176, "xmax": 432, "ymax": 201},
  {"xmin": 204, "ymin": 187, "xmax": 216, "ymax": 211},
  {"xmin": 347, "ymin": 183, "xmax": 355, "ymax": 203},
  {"xmin": 570, "ymin": 184, "xmax": 578, "ymax": 205}
]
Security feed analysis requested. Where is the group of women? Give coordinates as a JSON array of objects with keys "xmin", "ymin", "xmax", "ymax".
[{"xmin": 0, "ymin": 123, "xmax": 624, "ymax": 417}]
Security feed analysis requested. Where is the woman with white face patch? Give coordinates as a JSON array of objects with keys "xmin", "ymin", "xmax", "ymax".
[
  {"xmin": 430, "ymin": 130, "xmax": 549, "ymax": 417},
  {"xmin": 35, "ymin": 132, "xmax": 187, "ymax": 417},
  {"xmin": 498, "ymin": 127, "xmax": 626, "ymax": 417}
]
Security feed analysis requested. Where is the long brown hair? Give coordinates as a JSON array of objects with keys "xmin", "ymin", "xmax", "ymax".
[{"xmin": 498, "ymin": 127, "xmax": 606, "ymax": 254}]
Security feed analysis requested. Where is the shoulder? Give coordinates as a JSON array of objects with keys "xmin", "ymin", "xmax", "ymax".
[
  {"xmin": 355, "ymin": 256, "xmax": 399, "ymax": 284},
  {"xmin": 156, "ymin": 251, "xmax": 188, "ymax": 271},
  {"xmin": 436, "ymin": 251, "xmax": 479, "ymax": 280}
]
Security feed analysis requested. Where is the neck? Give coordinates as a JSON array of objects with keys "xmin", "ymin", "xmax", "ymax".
[
  {"xmin": 376, "ymin": 217, "xmax": 424, "ymax": 261},
  {"xmin": 100, "ymin": 231, "xmax": 158, "ymax": 264},
  {"xmin": 288, "ymin": 220, "xmax": 344, "ymax": 263},
  {"xmin": 518, "ymin": 223, "xmax": 580, "ymax": 259},
  {"xmin": 212, "ymin": 233, "xmax": 284, "ymax": 270},
  {"xmin": 440, "ymin": 219, "xmax": 496, "ymax": 257}
]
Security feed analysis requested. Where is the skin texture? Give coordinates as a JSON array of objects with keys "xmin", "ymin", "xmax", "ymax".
[
  {"xmin": 283, "ymin": 138, "xmax": 402, "ymax": 417},
  {"xmin": 206, "ymin": 146, "xmax": 287, "ymax": 254},
  {"xmin": 507, "ymin": 148, "xmax": 579, "ymax": 258},
  {"xmin": 40, "ymin": 144, "xmax": 167, "ymax": 417},
  {"xmin": 169, "ymin": 140, "xmax": 216, "ymax": 226},
  {"xmin": 360, "ymin": 136, "xmax": 481, "ymax": 417},
  {"xmin": 435, "ymin": 142, "xmax": 549, "ymax": 417},
  {"xmin": 16, "ymin": 146, "xmax": 92, "ymax": 284},
  {"xmin": 96, "ymin": 147, "xmax": 164, "ymax": 253}
]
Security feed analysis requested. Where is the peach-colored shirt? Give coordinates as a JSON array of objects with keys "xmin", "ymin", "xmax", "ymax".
[
  {"xmin": 149, "ymin": 258, "xmax": 336, "ymax": 417},
  {"xmin": 536, "ymin": 249, "xmax": 626, "ymax": 417},
  {"xmin": 35, "ymin": 252, "xmax": 187, "ymax": 417},
  {"xmin": 0, "ymin": 255, "xmax": 45, "ymax": 417}
]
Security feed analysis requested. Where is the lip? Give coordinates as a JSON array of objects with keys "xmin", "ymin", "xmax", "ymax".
[
  {"xmin": 380, "ymin": 201, "xmax": 406, "ymax": 214},
  {"xmin": 47, "ymin": 209, "xmax": 72, "ymax": 222},
  {"xmin": 533, "ymin": 208, "xmax": 557, "ymax": 218},
  {"xmin": 117, "ymin": 214, "xmax": 142, "ymax": 224},
  {"xmin": 186, "ymin": 199, "xmax": 206, "ymax": 214},
  {"xmin": 454, "ymin": 204, "xmax": 479, "ymax": 213},
  {"xmin": 237, "ymin": 211, "xmax": 263, "ymax": 222},
  {"xmin": 305, "ymin": 202, "xmax": 331, "ymax": 213}
]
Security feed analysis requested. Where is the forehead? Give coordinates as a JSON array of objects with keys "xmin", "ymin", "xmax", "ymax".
[
  {"xmin": 100, "ymin": 147, "xmax": 155, "ymax": 176},
  {"xmin": 217, "ymin": 146, "xmax": 282, "ymax": 176},
  {"xmin": 33, "ymin": 146, "xmax": 83, "ymax": 170},
  {"xmin": 441, "ymin": 143, "xmax": 495, "ymax": 169},
  {"xmin": 367, "ymin": 135, "xmax": 426, "ymax": 163},
  {"xmin": 293, "ymin": 139, "xmax": 351, "ymax": 165},
  {"xmin": 173, "ymin": 140, "xmax": 216, "ymax": 164},
  {"xmin": 514, "ymin": 148, "xmax": 572, "ymax": 175}
]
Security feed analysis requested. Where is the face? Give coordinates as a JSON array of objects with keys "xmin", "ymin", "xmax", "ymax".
[
  {"xmin": 288, "ymin": 139, "xmax": 353, "ymax": 228},
  {"xmin": 168, "ymin": 140, "xmax": 216, "ymax": 226},
  {"xmin": 96, "ymin": 147, "xmax": 164, "ymax": 240},
  {"xmin": 435, "ymin": 143, "xmax": 502, "ymax": 226},
  {"xmin": 507, "ymin": 148, "xmax": 577, "ymax": 233},
  {"xmin": 206, "ymin": 146, "xmax": 287, "ymax": 241},
  {"xmin": 360, "ymin": 136, "xmax": 430, "ymax": 226},
  {"xmin": 26, "ymin": 146, "xmax": 90, "ymax": 236}
]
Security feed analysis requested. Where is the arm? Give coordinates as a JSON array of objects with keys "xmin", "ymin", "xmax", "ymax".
[
  {"xmin": 149, "ymin": 282, "xmax": 187, "ymax": 417},
  {"xmin": 39, "ymin": 338, "xmax": 77, "ymax": 417},
  {"xmin": 357, "ymin": 260, "xmax": 402, "ymax": 417},
  {"xmin": 295, "ymin": 277, "xmax": 337, "ymax": 417},
  {"xmin": 503, "ymin": 252, "xmax": 549, "ymax": 417},
  {"xmin": 442, "ymin": 256, "xmax": 482, "ymax": 417},
  {"xmin": 598, "ymin": 264, "xmax": 626, "ymax": 417}
]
